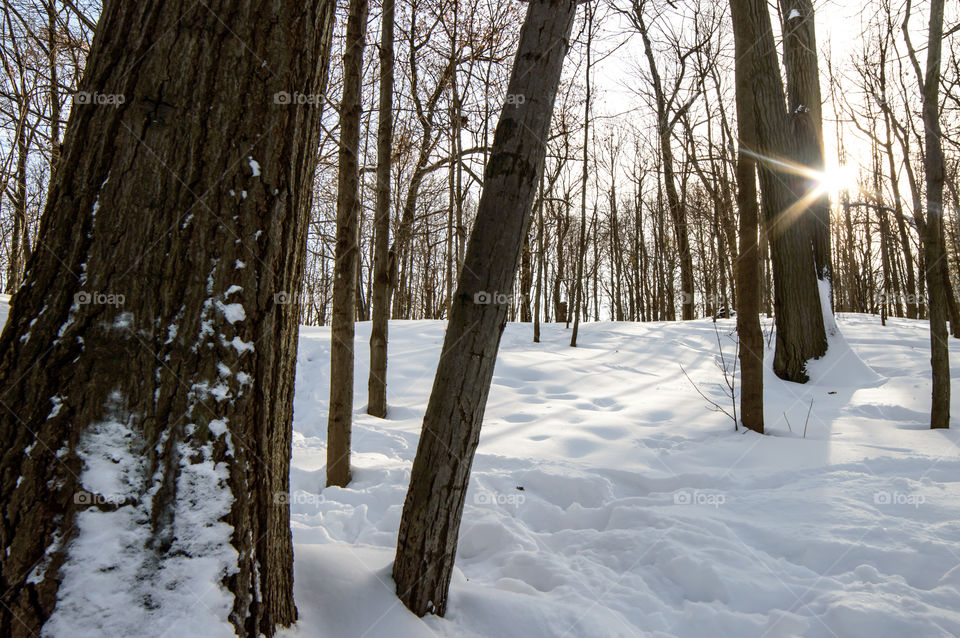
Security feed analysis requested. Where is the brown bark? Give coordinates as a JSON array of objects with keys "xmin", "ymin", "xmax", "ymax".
[
  {"xmin": 0, "ymin": 0, "xmax": 335, "ymax": 635},
  {"xmin": 782, "ymin": 0, "xmax": 831, "ymax": 285},
  {"xmin": 736, "ymin": 0, "xmax": 826, "ymax": 382},
  {"xmin": 392, "ymin": 0, "xmax": 578, "ymax": 615},
  {"xmin": 368, "ymin": 0, "xmax": 395, "ymax": 419},
  {"xmin": 731, "ymin": 0, "xmax": 765, "ymax": 433},
  {"xmin": 328, "ymin": 0, "xmax": 369, "ymax": 487},
  {"xmin": 904, "ymin": 0, "xmax": 949, "ymax": 427}
]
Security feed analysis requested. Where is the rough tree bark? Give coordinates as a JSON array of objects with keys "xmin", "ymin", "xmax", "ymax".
[
  {"xmin": 328, "ymin": 0, "xmax": 369, "ymax": 486},
  {"xmin": 737, "ymin": 0, "xmax": 826, "ymax": 382},
  {"xmin": 0, "ymin": 1, "xmax": 335, "ymax": 635},
  {"xmin": 782, "ymin": 0, "xmax": 832, "ymax": 286},
  {"xmin": 731, "ymin": 0, "xmax": 764, "ymax": 433},
  {"xmin": 392, "ymin": 0, "xmax": 578, "ymax": 616},
  {"xmin": 368, "ymin": 0, "xmax": 395, "ymax": 418}
]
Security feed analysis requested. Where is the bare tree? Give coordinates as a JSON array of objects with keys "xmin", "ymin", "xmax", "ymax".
[
  {"xmin": 904, "ymin": 0, "xmax": 950, "ymax": 428},
  {"xmin": 731, "ymin": 0, "xmax": 764, "ymax": 433},
  {"xmin": 392, "ymin": 0, "xmax": 579, "ymax": 616},
  {"xmin": 368, "ymin": 0, "xmax": 395, "ymax": 418}
]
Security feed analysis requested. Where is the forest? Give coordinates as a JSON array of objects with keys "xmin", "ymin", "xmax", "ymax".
[{"xmin": 0, "ymin": 0, "xmax": 958, "ymax": 636}]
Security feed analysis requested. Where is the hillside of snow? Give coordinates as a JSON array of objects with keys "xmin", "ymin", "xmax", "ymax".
[{"xmin": 283, "ymin": 315, "xmax": 960, "ymax": 638}]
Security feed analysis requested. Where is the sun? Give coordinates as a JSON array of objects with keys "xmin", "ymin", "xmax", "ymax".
[{"xmin": 813, "ymin": 162, "xmax": 858, "ymax": 200}]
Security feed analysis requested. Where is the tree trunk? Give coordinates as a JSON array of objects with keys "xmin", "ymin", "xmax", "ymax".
[
  {"xmin": 921, "ymin": 0, "xmax": 949, "ymax": 427},
  {"xmin": 0, "ymin": 0, "xmax": 335, "ymax": 635},
  {"xmin": 571, "ymin": 0, "xmax": 592, "ymax": 347},
  {"xmin": 392, "ymin": 0, "xmax": 578, "ymax": 615},
  {"xmin": 632, "ymin": 3, "xmax": 696, "ymax": 320},
  {"xmin": 368, "ymin": 0, "xmax": 395, "ymax": 418},
  {"xmin": 328, "ymin": 0, "xmax": 369, "ymax": 486},
  {"xmin": 48, "ymin": 0, "xmax": 62, "ymax": 181},
  {"xmin": 737, "ymin": 0, "xmax": 826, "ymax": 382},
  {"xmin": 732, "ymin": 0, "xmax": 764, "ymax": 433},
  {"xmin": 533, "ymin": 174, "xmax": 544, "ymax": 342},
  {"xmin": 5, "ymin": 134, "xmax": 27, "ymax": 293},
  {"xmin": 781, "ymin": 0, "xmax": 831, "ymax": 286}
]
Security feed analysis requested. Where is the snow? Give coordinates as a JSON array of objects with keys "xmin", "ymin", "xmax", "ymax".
[
  {"xmin": 215, "ymin": 300, "xmax": 246, "ymax": 324},
  {"xmin": 281, "ymin": 316, "xmax": 960, "ymax": 638},
  {"xmin": 788, "ymin": 8, "xmax": 801, "ymax": 20},
  {"xmin": 4, "ymin": 291, "xmax": 960, "ymax": 637}
]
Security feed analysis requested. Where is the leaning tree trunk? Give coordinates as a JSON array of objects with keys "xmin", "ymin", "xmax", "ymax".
[
  {"xmin": 731, "ymin": 0, "xmax": 764, "ymax": 433},
  {"xmin": 739, "ymin": 0, "xmax": 826, "ymax": 382},
  {"xmin": 392, "ymin": 0, "xmax": 578, "ymax": 616},
  {"xmin": 0, "ymin": 1, "xmax": 335, "ymax": 636},
  {"xmin": 368, "ymin": 0, "xmax": 395, "ymax": 418}
]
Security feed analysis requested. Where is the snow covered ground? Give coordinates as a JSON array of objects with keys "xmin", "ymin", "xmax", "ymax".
[
  {"xmin": 6, "ymin": 290, "xmax": 960, "ymax": 637},
  {"xmin": 283, "ymin": 315, "xmax": 960, "ymax": 638}
]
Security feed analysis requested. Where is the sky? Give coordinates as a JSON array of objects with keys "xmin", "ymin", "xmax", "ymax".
[{"xmin": 585, "ymin": 0, "xmax": 942, "ymax": 200}]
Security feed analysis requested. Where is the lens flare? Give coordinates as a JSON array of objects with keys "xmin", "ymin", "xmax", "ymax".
[{"xmin": 812, "ymin": 163, "xmax": 857, "ymax": 199}]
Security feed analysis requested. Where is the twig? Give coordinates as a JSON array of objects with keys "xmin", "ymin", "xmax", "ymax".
[
  {"xmin": 680, "ymin": 362, "xmax": 736, "ymax": 424},
  {"xmin": 803, "ymin": 398, "xmax": 814, "ymax": 438}
]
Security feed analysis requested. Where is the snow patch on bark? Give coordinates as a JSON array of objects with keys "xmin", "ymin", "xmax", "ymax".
[{"xmin": 46, "ymin": 390, "xmax": 239, "ymax": 637}]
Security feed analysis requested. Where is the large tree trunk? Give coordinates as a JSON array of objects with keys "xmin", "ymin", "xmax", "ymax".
[
  {"xmin": 392, "ymin": 0, "xmax": 578, "ymax": 616},
  {"xmin": 328, "ymin": 0, "xmax": 369, "ymax": 486},
  {"xmin": 731, "ymin": 0, "xmax": 764, "ymax": 433},
  {"xmin": 368, "ymin": 0, "xmax": 395, "ymax": 418},
  {"xmin": 0, "ymin": 1, "xmax": 335, "ymax": 635},
  {"xmin": 781, "ymin": 0, "xmax": 831, "ymax": 286},
  {"xmin": 737, "ymin": 0, "xmax": 826, "ymax": 382}
]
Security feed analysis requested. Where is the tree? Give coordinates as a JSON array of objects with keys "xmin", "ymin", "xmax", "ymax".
[
  {"xmin": 731, "ymin": 0, "xmax": 764, "ymax": 433},
  {"xmin": 392, "ymin": 0, "xmax": 579, "ymax": 616},
  {"xmin": 368, "ymin": 0, "xmax": 395, "ymax": 418},
  {"xmin": 733, "ymin": 0, "xmax": 826, "ymax": 382},
  {"xmin": 0, "ymin": 0, "xmax": 335, "ymax": 635},
  {"xmin": 328, "ymin": 0, "xmax": 370, "ymax": 486},
  {"xmin": 781, "ymin": 0, "xmax": 831, "ymax": 286},
  {"xmin": 904, "ymin": 0, "xmax": 950, "ymax": 428},
  {"xmin": 627, "ymin": 0, "xmax": 706, "ymax": 321},
  {"xmin": 571, "ymin": 0, "xmax": 595, "ymax": 347}
]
